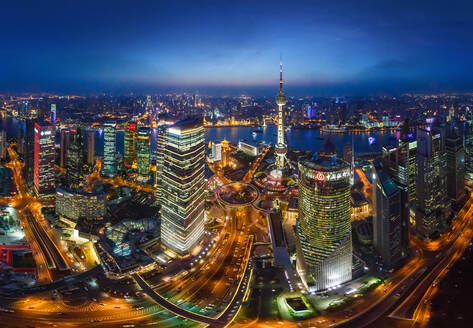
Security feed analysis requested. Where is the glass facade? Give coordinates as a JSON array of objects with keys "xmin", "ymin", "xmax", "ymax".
[
  {"xmin": 103, "ymin": 122, "xmax": 117, "ymax": 178},
  {"xmin": 296, "ymin": 155, "xmax": 352, "ymax": 291},
  {"xmin": 137, "ymin": 127, "xmax": 151, "ymax": 179},
  {"xmin": 160, "ymin": 117, "xmax": 205, "ymax": 255},
  {"xmin": 66, "ymin": 128, "xmax": 84, "ymax": 188},
  {"xmin": 34, "ymin": 122, "xmax": 56, "ymax": 194},
  {"xmin": 56, "ymin": 186, "xmax": 106, "ymax": 221},
  {"xmin": 123, "ymin": 123, "xmax": 136, "ymax": 168}
]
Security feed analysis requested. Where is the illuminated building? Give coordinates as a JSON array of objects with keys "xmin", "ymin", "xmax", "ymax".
[
  {"xmin": 23, "ymin": 119, "xmax": 35, "ymax": 186},
  {"xmin": 59, "ymin": 128, "xmax": 71, "ymax": 168},
  {"xmin": 296, "ymin": 154, "xmax": 352, "ymax": 291},
  {"xmin": 373, "ymin": 159, "xmax": 408, "ymax": 268},
  {"xmin": 210, "ymin": 141, "xmax": 222, "ymax": 161},
  {"xmin": 0, "ymin": 130, "xmax": 6, "ymax": 160},
  {"xmin": 66, "ymin": 128, "xmax": 84, "ymax": 187},
  {"xmin": 87, "ymin": 131, "xmax": 95, "ymax": 165},
  {"xmin": 160, "ymin": 117, "xmax": 205, "ymax": 255},
  {"xmin": 103, "ymin": 122, "xmax": 117, "ymax": 178},
  {"xmin": 56, "ymin": 186, "xmax": 106, "ymax": 223},
  {"xmin": 137, "ymin": 127, "xmax": 151, "ymax": 180},
  {"xmin": 50, "ymin": 104, "xmax": 56, "ymax": 124},
  {"xmin": 465, "ymin": 110, "xmax": 473, "ymax": 181},
  {"xmin": 415, "ymin": 127, "xmax": 450, "ymax": 238},
  {"xmin": 221, "ymin": 139, "xmax": 230, "ymax": 167},
  {"xmin": 275, "ymin": 61, "xmax": 287, "ymax": 170},
  {"xmin": 123, "ymin": 122, "xmax": 137, "ymax": 168},
  {"xmin": 34, "ymin": 121, "xmax": 56, "ymax": 194},
  {"xmin": 446, "ymin": 128, "xmax": 465, "ymax": 203},
  {"xmin": 238, "ymin": 140, "xmax": 261, "ymax": 156},
  {"xmin": 155, "ymin": 125, "xmax": 166, "ymax": 201}
]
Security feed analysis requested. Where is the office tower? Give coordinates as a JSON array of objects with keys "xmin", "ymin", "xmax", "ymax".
[
  {"xmin": 123, "ymin": 122, "xmax": 137, "ymax": 168},
  {"xmin": 373, "ymin": 160, "xmax": 408, "ymax": 268},
  {"xmin": 146, "ymin": 96, "xmax": 154, "ymax": 126},
  {"xmin": 34, "ymin": 122, "xmax": 56, "ymax": 194},
  {"xmin": 87, "ymin": 131, "xmax": 95, "ymax": 166},
  {"xmin": 155, "ymin": 125, "xmax": 166, "ymax": 201},
  {"xmin": 446, "ymin": 129, "xmax": 465, "ymax": 203},
  {"xmin": 211, "ymin": 141, "xmax": 222, "ymax": 161},
  {"xmin": 103, "ymin": 122, "xmax": 117, "ymax": 178},
  {"xmin": 137, "ymin": 127, "xmax": 151, "ymax": 179},
  {"xmin": 23, "ymin": 119, "xmax": 35, "ymax": 186},
  {"xmin": 0, "ymin": 130, "xmax": 6, "ymax": 160},
  {"xmin": 59, "ymin": 129, "xmax": 71, "ymax": 168},
  {"xmin": 415, "ymin": 127, "xmax": 450, "ymax": 238},
  {"xmin": 66, "ymin": 128, "xmax": 84, "ymax": 188},
  {"xmin": 160, "ymin": 117, "xmax": 205, "ymax": 255},
  {"xmin": 275, "ymin": 61, "xmax": 288, "ymax": 170},
  {"xmin": 221, "ymin": 139, "xmax": 230, "ymax": 167},
  {"xmin": 50, "ymin": 104, "xmax": 56, "ymax": 124},
  {"xmin": 464, "ymin": 110, "xmax": 473, "ymax": 181},
  {"xmin": 296, "ymin": 154, "xmax": 352, "ymax": 291}
]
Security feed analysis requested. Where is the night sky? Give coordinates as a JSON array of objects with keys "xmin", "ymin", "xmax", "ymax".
[{"xmin": 1, "ymin": 0, "xmax": 473, "ymax": 95}]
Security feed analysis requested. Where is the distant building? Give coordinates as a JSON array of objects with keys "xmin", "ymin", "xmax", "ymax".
[
  {"xmin": 415, "ymin": 127, "xmax": 450, "ymax": 238},
  {"xmin": 372, "ymin": 160, "xmax": 408, "ymax": 268},
  {"xmin": 155, "ymin": 125, "xmax": 166, "ymax": 201},
  {"xmin": 23, "ymin": 119, "xmax": 35, "ymax": 186},
  {"xmin": 103, "ymin": 122, "xmax": 117, "ymax": 178},
  {"xmin": 123, "ymin": 122, "xmax": 137, "ymax": 168},
  {"xmin": 465, "ymin": 110, "xmax": 473, "ymax": 181},
  {"xmin": 50, "ymin": 104, "xmax": 56, "ymax": 124},
  {"xmin": 34, "ymin": 122, "xmax": 56, "ymax": 194},
  {"xmin": 137, "ymin": 127, "xmax": 151, "ymax": 180},
  {"xmin": 446, "ymin": 128, "xmax": 465, "ymax": 203},
  {"xmin": 87, "ymin": 131, "xmax": 95, "ymax": 166},
  {"xmin": 160, "ymin": 117, "xmax": 206, "ymax": 255},
  {"xmin": 296, "ymin": 154, "xmax": 352, "ymax": 291}
]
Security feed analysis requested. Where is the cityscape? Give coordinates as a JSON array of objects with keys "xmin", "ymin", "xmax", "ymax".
[{"xmin": 1, "ymin": 1, "xmax": 473, "ymax": 328}]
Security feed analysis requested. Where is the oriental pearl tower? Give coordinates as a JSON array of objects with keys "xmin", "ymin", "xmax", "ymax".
[{"xmin": 275, "ymin": 60, "xmax": 287, "ymax": 171}]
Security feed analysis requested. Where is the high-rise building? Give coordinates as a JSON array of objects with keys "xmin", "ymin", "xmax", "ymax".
[
  {"xmin": 160, "ymin": 117, "xmax": 206, "ymax": 255},
  {"xmin": 0, "ymin": 130, "xmax": 6, "ymax": 160},
  {"xmin": 66, "ymin": 128, "xmax": 84, "ymax": 188},
  {"xmin": 34, "ymin": 122, "xmax": 56, "ymax": 194},
  {"xmin": 415, "ymin": 127, "xmax": 450, "ymax": 238},
  {"xmin": 59, "ymin": 129, "xmax": 71, "ymax": 169},
  {"xmin": 123, "ymin": 123, "xmax": 137, "ymax": 168},
  {"xmin": 155, "ymin": 125, "xmax": 166, "ymax": 201},
  {"xmin": 103, "ymin": 122, "xmax": 117, "ymax": 178},
  {"xmin": 87, "ymin": 131, "xmax": 95, "ymax": 166},
  {"xmin": 373, "ymin": 159, "xmax": 408, "ymax": 268},
  {"xmin": 221, "ymin": 139, "xmax": 230, "ymax": 167},
  {"xmin": 50, "ymin": 104, "xmax": 56, "ymax": 124},
  {"xmin": 465, "ymin": 109, "xmax": 473, "ymax": 181},
  {"xmin": 446, "ymin": 128, "xmax": 465, "ymax": 203},
  {"xmin": 296, "ymin": 154, "xmax": 352, "ymax": 291},
  {"xmin": 23, "ymin": 119, "xmax": 35, "ymax": 186},
  {"xmin": 275, "ymin": 61, "xmax": 288, "ymax": 170},
  {"xmin": 137, "ymin": 127, "xmax": 151, "ymax": 180}
]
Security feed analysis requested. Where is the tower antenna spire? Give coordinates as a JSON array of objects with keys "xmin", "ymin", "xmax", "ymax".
[{"xmin": 279, "ymin": 55, "xmax": 283, "ymax": 93}]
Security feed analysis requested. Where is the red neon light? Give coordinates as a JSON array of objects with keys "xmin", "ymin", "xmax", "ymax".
[{"xmin": 316, "ymin": 172, "xmax": 325, "ymax": 181}]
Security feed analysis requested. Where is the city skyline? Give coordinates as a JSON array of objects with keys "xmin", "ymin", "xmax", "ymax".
[{"xmin": 1, "ymin": 0, "xmax": 473, "ymax": 95}]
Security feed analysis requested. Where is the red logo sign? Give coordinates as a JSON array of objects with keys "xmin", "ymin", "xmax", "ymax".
[{"xmin": 316, "ymin": 172, "xmax": 325, "ymax": 181}]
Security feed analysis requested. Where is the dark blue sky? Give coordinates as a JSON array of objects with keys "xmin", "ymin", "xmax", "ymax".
[{"xmin": 1, "ymin": 0, "xmax": 473, "ymax": 96}]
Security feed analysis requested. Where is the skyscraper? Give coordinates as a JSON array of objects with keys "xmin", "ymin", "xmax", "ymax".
[
  {"xmin": 123, "ymin": 122, "xmax": 137, "ymax": 168},
  {"xmin": 23, "ymin": 119, "xmax": 35, "ymax": 186},
  {"xmin": 137, "ymin": 127, "xmax": 151, "ymax": 180},
  {"xmin": 103, "ymin": 122, "xmax": 117, "ymax": 178},
  {"xmin": 275, "ymin": 61, "xmax": 287, "ymax": 170},
  {"xmin": 446, "ymin": 128, "xmax": 465, "ymax": 203},
  {"xmin": 66, "ymin": 128, "xmax": 84, "ymax": 188},
  {"xmin": 465, "ymin": 109, "xmax": 473, "ymax": 181},
  {"xmin": 160, "ymin": 117, "xmax": 206, "ymax": 255},
  {"xmin": 155, "ymin": 125, "xmax": 166, "ymax": 201},
  {"xmin": 50, "ymin": 104, "xmax": 56, "ymax": 124},
  {"xmin": 59, "ymin": 129, "xmax": 71, "ymax": 169},
  {"xmin": 296, "ymin": 154, "xmax": 352, "ymax": 291},
  {"xmin": 0, "ymin": 130, "xmax": 6, "ymax": 160},
  {"xmin": 373, "ymin": 159, "xmax": 408, "ymax": 268},
  {"xmin": 34, "ymin": 122, "xmax": 56, "ymax": 194},
  {"xmin": 87, "ymin": 131, "xmax": 95, "ymax": 166},
  {"xmin": 415, "ymin": 127, "xmax": 450, "ymax": 238}
]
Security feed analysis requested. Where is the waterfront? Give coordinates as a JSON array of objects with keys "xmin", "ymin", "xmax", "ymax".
[{"xmin": 1, "ymin": 117, "xmax": 397, "ymax": 156}]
